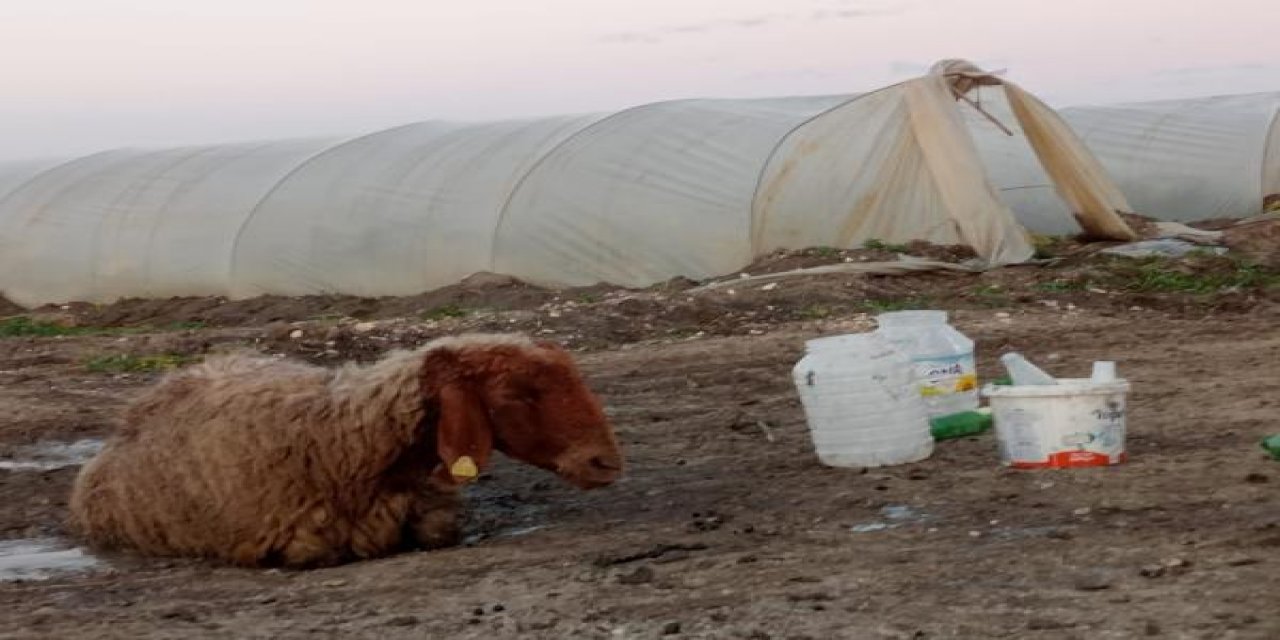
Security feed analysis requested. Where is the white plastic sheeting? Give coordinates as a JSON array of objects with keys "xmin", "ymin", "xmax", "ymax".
[
  {"xmin": 973, "ymin": 92, "xmax": 1280, "ymax": 225},
  {"xmin": 0, "ymin": 61, "xmax": 1133, "ymax": 307}
]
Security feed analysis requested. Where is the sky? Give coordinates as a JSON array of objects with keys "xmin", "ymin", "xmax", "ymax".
[{"xmin": 1, "ymin": 0, "xmax": 1277, "ymax": 161}]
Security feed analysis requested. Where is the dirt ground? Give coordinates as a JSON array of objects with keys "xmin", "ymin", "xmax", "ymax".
[{"xmin": 1, "ymin": 242, "xmax": 1278, "ymax": 639}]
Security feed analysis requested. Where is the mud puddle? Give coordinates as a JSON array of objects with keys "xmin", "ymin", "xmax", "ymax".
[
  {"xmin": 0, "ymin": 439, "xmax": 102, "ymax": 472},
  {"xmin": 0, "ymin": 538, "xmax": 100, "ymax": 581}
]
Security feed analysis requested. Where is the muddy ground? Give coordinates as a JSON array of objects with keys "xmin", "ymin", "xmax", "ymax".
[{"xmin": 0, "ymin": 240, "xmax": 1278, "ymax": 639}]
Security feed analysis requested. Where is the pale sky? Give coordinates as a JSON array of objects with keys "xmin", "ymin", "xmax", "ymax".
[{"xmin": 2, "ymin": 0, "xmax": 1276, "ymax": 161}]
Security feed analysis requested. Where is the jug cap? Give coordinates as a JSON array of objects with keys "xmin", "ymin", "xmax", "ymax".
[{"xmin": 876, "ymin": 310, "xmax": 947, "ymax": 328}]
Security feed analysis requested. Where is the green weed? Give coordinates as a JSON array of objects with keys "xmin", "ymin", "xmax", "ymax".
[
  {"xmin": 1, "ymin": 317, "xmax": 209, "ymax": 339},
  {"xmin": 85, "ymin": 353, "xmax": 197, "ymax": 374},
  {"xmin": 1110, "ymin": 257, "xmax": 1279, "ymax": 293},
  {"xmin": 861, "ymin": 239, "xmax": 910, "ymax": 253},
  {"xmin": 1033, "ymin": 280, "xmax": 1085, "ymax": 293},
  {"xmin": 797, "ymin": 305, "xmax": 834, "ymax": 320},
  {"xmin": 861, "ymin": 297, "xmax": 933, "ymax": 313},
  {"xmin": 970, "ymin": 284, "xmax": 1011, "ymax": 308},
  {"xmin": 0, "ymin": 317, "xmax": 80, "ymax": 337},
  {"xmin": 421, "ymin": 304, "xmax": 469, "ymax": 321}
]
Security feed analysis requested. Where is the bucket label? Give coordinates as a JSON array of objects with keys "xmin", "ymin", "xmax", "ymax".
[
  {"xmin": 993, "ymin": 394, "xmax": 1128, "ymax": 469},
  {"xmin": 910, "ymin": 353, "xmax": 977, "ymax": 397}
]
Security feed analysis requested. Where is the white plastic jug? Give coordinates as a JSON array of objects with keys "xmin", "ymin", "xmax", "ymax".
[
  {"xmin": 875, "ymin": 311, "xmax": 978, "ymax": 419},
  {"xmin": 792, "ymin": 333, "xmax": 934, "ymax": 468}
]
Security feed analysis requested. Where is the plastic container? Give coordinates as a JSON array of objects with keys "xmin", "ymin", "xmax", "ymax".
[
  {"xmin": 792, "ymin": 333, "xmax": 934, "ymax": 468},
  {"xmin": 876, "ymin": 311, "xmax": 978, "ymax": 419},
  {"xmin": 930, "ymin": 408, "xmax": 993, "ymax": 441},
  {"xmin": 1000, "ymin": 352, "xmax": 1057, "ymax": 386},
  {"xmin": 1091, "ymin": 361, "xmax": 1117, "ymax": 383},
  {"xmin": 1262, "ymin": 434, "xmax": 1280, "ymax": 460},
  {"xmin": 981, "ymin": 378, "xmax": 1131, "ymax": 469}
]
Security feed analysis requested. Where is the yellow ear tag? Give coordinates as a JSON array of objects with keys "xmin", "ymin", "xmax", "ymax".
[{"xmin": 449, "ymin": 456, "xmax": 479, "ymax": 481}]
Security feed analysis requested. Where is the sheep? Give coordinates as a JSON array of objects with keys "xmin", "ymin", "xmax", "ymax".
[{"xmin": 68, "ymin": 333, "xmax": 623, "ymax": 568}]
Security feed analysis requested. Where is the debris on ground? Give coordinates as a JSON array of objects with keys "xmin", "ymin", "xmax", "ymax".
[
  {"xmin": 1101, "ymin": 239, "xmax": 1226, "ymax": 258},
  {"xmin": 1263, "ymin": 434, "xmax": 1280, "ymax": 460}
]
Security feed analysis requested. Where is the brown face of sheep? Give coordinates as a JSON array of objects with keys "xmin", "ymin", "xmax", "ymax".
[
  {"xmin": 481, "ymin": 343, "xmax": 623, "ymax": 490},
  {"xmin": 424, "ymin": 340, "xmax": 623, "ymax": 490}
]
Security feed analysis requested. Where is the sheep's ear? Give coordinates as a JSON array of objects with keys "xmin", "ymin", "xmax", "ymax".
[{"xmin": 433, "ymin": 383, "xmax": 494, "ymax": 485}]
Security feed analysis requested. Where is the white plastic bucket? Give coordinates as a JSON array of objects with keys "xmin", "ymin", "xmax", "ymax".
[{"xmin": 981, "ymin": 379, "xmax": 1130, "ymax": 469}]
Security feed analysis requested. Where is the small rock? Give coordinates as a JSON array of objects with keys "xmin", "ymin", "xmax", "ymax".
[
  {"xmin": 1143, "ymin": 620, "xmax": 1161, "ymax": 636},
  {"xmin": 1244, "ymin": 473, "xmax": 1269, "ymax": 484},
  {"xmin": 662, "ymin": 621, "xmax": 682, "ymax": 635},
  {"xmin": 159, "ymin": 607, "xmax": 202, "ymax": 622},
  {"xmin": 264, "ymin": 322, "xmax": 292, "ymax": 340},
  {"xmin": 786, "ymin": 591, "xmax": 834, "ymax": 603},
  {"xmin": 352, "ymin": 322, "xmax": 378, "ymax": 334},
  {"xmin": 1072, "ymin": 571, "xmax": 1113, "ymax": 591},
  {"xmin": 1072, "ymin": 507, "xmax": 1092, "ymax": 516},
  {"xmin": 617, "ymin": 566, "xmax": 655, "ymax": 585},
  {"xmin": 1046, "ymin": 528, "xmax": 1074, "ymax": 540},
  {"xmin": 1223, "ymin": 554, "xmax": 1258, "ymax": 567},
  {"xmin": 492, "ymin": 604, "xmax": 506, "ymax": 612},
  {"xmin": 760, "ymin": 282, "xmax": 779, "ymax": 291},
  {"xmin": 289, "ymin": 329, "xmax": 304, "ymax": 339},
  {"xmin": 1162, "ymin": 557, "xmax": 1191, "ymax": 570},
  {"xmin": 1027, "ymin": 618, "xmax": 1075, "ymax": 630},
  {"xmin": 386, "ymin": 615, "xmax": 418, "ymax": 627},
  {"xmin": 250, "ymin": 594, "xmax": 278, "ymax": 604},
  {"xmin": 30, "ymin": 606, "xmax": 56, "ymax": 620},
  {"xmin": 320, "ymin": 579, "xmax": 347, "ymax": 588},
  {"xmin": 1139, "ymin": 564, "xmax": 1166, "ymax": 578}
]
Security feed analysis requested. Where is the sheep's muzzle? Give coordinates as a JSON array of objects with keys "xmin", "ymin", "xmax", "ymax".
[{"xmin": 556, "ymin": 448, "xmax": 624, "ymax": 490}]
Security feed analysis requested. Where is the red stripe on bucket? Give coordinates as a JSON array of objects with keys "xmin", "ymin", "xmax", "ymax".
[{"xmin": 1010, "ymin": 451, "xmax": 1127, "ymax": 469}]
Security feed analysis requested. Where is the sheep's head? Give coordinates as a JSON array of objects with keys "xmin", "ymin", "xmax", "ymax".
[{"xmin": 421, "ymin": 336, "xmax": 623, "ymax": 490}]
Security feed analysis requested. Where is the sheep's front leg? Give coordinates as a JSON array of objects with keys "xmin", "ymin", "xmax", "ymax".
[{"xmin": 406, "ymin": 479, "xmax": 463, "ymax": 550}]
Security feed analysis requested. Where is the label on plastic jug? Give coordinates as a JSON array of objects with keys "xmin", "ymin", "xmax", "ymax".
[{"xmin": 910, "ymin": 353, "xmax": 978, "ymax": 397}]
